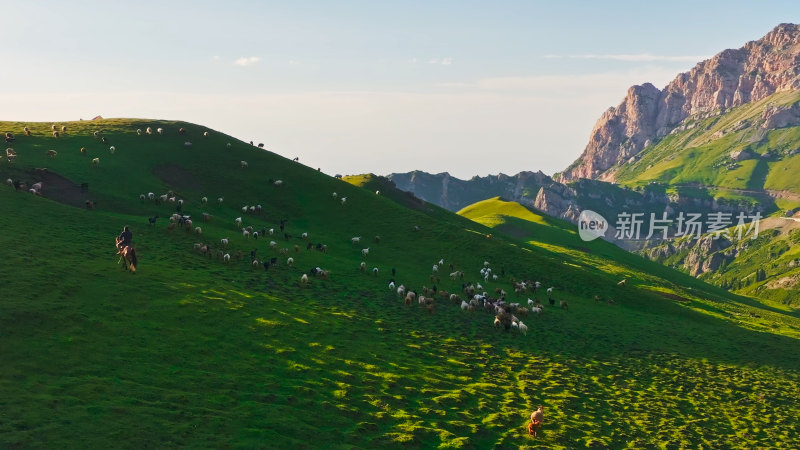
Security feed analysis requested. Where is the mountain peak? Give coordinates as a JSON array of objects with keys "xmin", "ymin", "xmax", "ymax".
[{"xmin": 559, "ymin": 23, "xmax": 800, "ymax": 183}]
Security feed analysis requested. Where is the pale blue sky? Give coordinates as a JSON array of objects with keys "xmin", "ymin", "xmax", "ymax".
[{"xmin": 2, "ymin": 1, "xmax": 798, "ymax": 177}]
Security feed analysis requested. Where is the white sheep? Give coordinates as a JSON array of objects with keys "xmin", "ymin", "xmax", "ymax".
[
  {"xmin": 31, "ymin": 182, "xmax": 42, "ymax": 191},
  {"xmin": 532, "ymin": 306, "xmax": 543, "ymax": 315},
  {"xmin": 146, "ymin": 127, "xmax": 152, "ymax": 135},
  {"xmin": 157, "ymin": 127, "xmax": 164, "ymax": 135},
  {"xmin": 361, "ymin": 248, "xmax": 369, "ymax": 257},
  {"xmin": 253, "ymin": 232, "xmax": 259, "ymax": 240},
  {"xmin": 432, "ymin": 264, "xmax": 438, "ymax": 273},
  {"xmin": 301, "ymin": 232, "xmax": 308, "ymax": 239},
  {"xmin": 139, "ymin": 194, "xmax": 146, "ymax": 201},
  {"xmin": 223, "ymin": 253, "xmax": 230, "ymax": 263},
  {"xmin": 241, "ymin": 160, "xmax": 248, "ymax": 169},
  {"xmin": 375, "ymin": 190, "xmax": 380, "ymax": 195},
  {"xmin": 287, "ymin": 257, "xmax": 294, "ymax": 266},
  {"xmin": 273, "ymin": 180, "xmax": 283, "ymax": 186},
  {"xmin": 547, "ymin": 287, "xmax": 554, "ymax": 296},
  {"xmin": 93, "ymin": 130, "xmax": 99, "ymax": 137},
  {"xmin": 234, "ymin": 217, "xmax": 242, "ymax": 228},
  {"xmin": 5, "ymin": 178, "xmax": 12, "ymax": 186},
  {"xmin": 389, "ymin": 281, "xmax": 395, "ymax": 290},
  {"xmin": 269, "ymin": 241, "xmax": 277, "ymax": 249},
  {"xmin": 109, "ymin": 146, "xmax": 115, "ymax": 154},
  {"xmin": 341, "ymin": 197, "xmax": 347, "ymax": 205},
  {"xmin": 184, "ymin": 141, "xmax": 192, "ymax": 147},
  {"xmin": 351, "ymin": 237, "xmax": 361, "ymax": 245},
  {"xmin": 460, "ymin": 301, "xmax": 469, "ymax": 311},
  {"xmin": 148, "ymin": 192, "xmax": 155, "ymax": 200},
  {"xmin": 528, "ymin": 298, "xmax": 534, "ymax": 306},
  {"xmin": 248, "ymin": 206, "xmax": 255, "ymax": 213},
  {"xmin": 359, "ymin": 262, "xmax": 366, "ymax": 272},
  {"xmin": 203, "ymin": 131, "xmax": 209, "ymax": 137},
  {"xmin": 372, "ymin": 267, "xmax": 378, "ymax": 276},
  {"xmin": 137, "ymin": 129, "xmax": 142, "ymax": 135},
  {"xmin": 242, "ymin": 229, "xmax": 250, "ymax": 238},
  {"xmin": 221, "ymin": 238, "xmax": 229, "ymax": 246},
  {"xmin": 518, "ymin": 322, "xmax": 528, "ymax": 335},
  {"xmin": 159, "ymin": 194, "xmax": 168, "ymax": 202},
  {"xmin": 195, "ymin": 227, "xmax": 202, "ymax": 235},
  {"xmin": 269, "ymin": 228, "xmax": 274, "ymax": 235},
  {"xmin": 301, "ymin": 274, "xmax": 309, "ymax": 285},
  {"xmin": 91, "ymin": 157, "xmax": 100, "ymax": 166},
  {"xmin": 397, "ymin": 285, "xmax": 406, "ymax": 297},
  {"xmin": 242, "ymin": 206, "xmax": 248, "ymax": 214},
  {"xmin": 226, "ymin": 142, "xmax": 231, "ymax": 148},
  {"xmin": 201, "ymin": 197, "xmax": 208, "ymax": 204},
  {"xmin": 218, "ymin": 197, "xmax": 224, "ymax": 204},
  {"xmin": 332, "ymin": 192, "xmax": 337, "ymax": 199}
]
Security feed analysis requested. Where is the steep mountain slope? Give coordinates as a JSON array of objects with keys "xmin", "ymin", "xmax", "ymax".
[
  {"xmin": 560, "ymin": 23, "xmax": 800, "ymax": 182},
  {"xmin": 1, "ymin": 120, "xmax": 799, "ymax": 447}
]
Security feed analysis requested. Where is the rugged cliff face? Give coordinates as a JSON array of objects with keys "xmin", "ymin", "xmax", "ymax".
[{"xmin": 560, "ymin": 23, "xmax": 800, "ymax": 182}]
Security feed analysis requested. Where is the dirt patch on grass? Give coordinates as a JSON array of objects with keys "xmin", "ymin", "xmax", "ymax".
[
  {"xmin": 655, "ymin": 291, "xmax": 691, "ymax": 303},
  {"xmin": 153, "ymin": 164, "xmax": 201, "ymax": 192},
  {"xmin": 29, "ymin": 169, "xmax": 92, "ymax": 208}
]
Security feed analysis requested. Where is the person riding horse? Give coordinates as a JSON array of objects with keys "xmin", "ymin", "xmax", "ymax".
[{"xmin": 117, "ymin": 226, "xmax": 133, "ymax": 252}]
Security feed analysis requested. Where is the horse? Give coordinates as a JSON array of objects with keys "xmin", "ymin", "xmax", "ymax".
[{"xmin": 116, "ymin": 238, "xmax": 138, "ymax": 273}]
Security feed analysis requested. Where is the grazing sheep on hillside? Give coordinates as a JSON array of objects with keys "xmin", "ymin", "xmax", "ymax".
[
  {"xmin": 375, "ymin": 190, "xmax": 380, "ymax": 195},
  {"xmin": 6, "ymin": 178, "xmax": 13, "ymax": 186},
  {"xmin": 31, "ymin": 182, "xmax": 42, "ymax": 192},
  {"xmin": 51, "ymin": 124, "xmax": 57, "ymax": 131},
  {"xmin": 6, "ymin": 148, "xmax": 16, "ymax": 157},
  {"xmin": 184, "ymin": 141, "xmax": 192, "ymax": 147},
  {"xmin": 218, "ymin": 197, "xmax": 223, "ymax": 204},
  {"xmin": 178, "ymin": 128, "xmax": 186, "ymax": 135},
  {"xmin": 61, "ymin": 126, "xmax": 67, "ymax": 132},
  {"xmin": 269, "ymin": 228, "xmax": 274, "ymax": 235},
  {"xmin": 226, "ymin": 142, "xmax": 231, "ymax": 148},
  {"xmin": 332, "ymin": 192, "xmax": 337, "ymax": 199},
  {"xmin": 91, "ymin": 157, "xmax": 100, "ymax": 166},
  {"xmin": 373, "ymin": 267, "xmax": 379, "ymax": 276},
  {"xmin": 389, "ymin": 281, "xmax": 395, "ymax": 290},
  {"xmin": 146, "ymin": 127, "xmax": 152, "ymax": 135},
  {"xmin": 109, "ymin": 146, "xmax": 115, "ymax": 154},
  {"xmin": 52, "ymin": 131, "xmax": 60, "ymax": 138},
  {"xmin": 341, "ymin": 197, "xmax": 347, "ymax": 205},
  {"xmin": 241, "ymin": 160, "xmax": 248, "ymax": 169},
  {"xmin": 359, "ymin": 262, "xmax": 366, "ymax": 272},
  {"xmin": 351, "ymin": 237, "xmax": 361, "ymax": 245},
  {"xmin": 157, "ymin": 128, "xmax": 164, "ymax": 135},
  {"xmin": 139, "ymin": 194, "xmax": 146, "ymax": 201},
  {"xmin": 361, "ymin": 248, "xmax": 369, "ymax": 257},
  {"xmin": 5, "ymin": 132, "xmax": 15, "ymax": 143},
  {"xmin": 242, "ymin": 229, "xmax": 250, "ymax": 238},
  {"xmin": 301, "ymin": 232, "xmax": 308, "ymax": 240},
  {"xmin": 195, "ymin": 227, "xmax": 202, "ymax": 235},
  {"xmin": 269, "ymin": 241, "xmax": 277, "ymax": 249},
  {"xmin": 203, "ymin": 131, "xmax": 209, "ymax": 137},
  {"xmin": 547, "ymin": 287, "xmax": 554, "ymax": 296},
  {"xmin": 287, "ymin": 257, "xmax": 294, "ymax": 266},
  {"xmin": 617, "ymin": 279, "xmax": 627, "ymax": 287},
  {"xmin": 273, "ymin": 180, "xmax": 283, "ymax": 186},
  {"xmin": 223, "ymin": 253, "xmax": 230, "ymax": 263},
  {"xmin": 460, "ymin": 301, "xmax": 470, "ymax": 311},
  {"xmin": 234, "ymin": 217, "xmax": 242, "ymax": 228},
  {"xmin": 301, "ymin": 274, "xmax": 309, "ymax": 285},
  {"xmin": 80, "ymin": 147, "xmax": 87, "ymax": 155},
  {"xmin": 201, "ymin": 196, "xmax": 208, "ymax": 204},
  {"xmin": 137, "ymin": 129, "xmax": 142, "ymax": 135},
  {"xmin": 47, "ymin": 149, "xmax": 57, "ymax": 158},
  {"xmin": 518, "ymin": 322, "xmax": 528, "ymax": 336},
  {"xmin": 221, "ymin": 238, "xmax": 229, "ymax": 246}
]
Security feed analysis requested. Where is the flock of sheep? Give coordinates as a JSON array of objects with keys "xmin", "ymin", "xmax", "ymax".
[{"xmin": 3, "ymin": 122, "xmax": 625, "ymax": 337}]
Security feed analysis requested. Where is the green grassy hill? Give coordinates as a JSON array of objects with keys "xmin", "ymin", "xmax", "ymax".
[
  {"xmin": 614, "ymin": 90, "xmax": 800, "ymax": 211},
  {"xmin": 1, "ymin": 120, "xmax": 799, "ymax": 448}
]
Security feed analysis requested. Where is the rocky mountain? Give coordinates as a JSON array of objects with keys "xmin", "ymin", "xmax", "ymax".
[
  {"xmin": 560, "ymin": 23, "xmax": 800, "ymax": 182},
  {"xmin": 387, "ymin": 170, "xmax": 552, "ymax": 212}
]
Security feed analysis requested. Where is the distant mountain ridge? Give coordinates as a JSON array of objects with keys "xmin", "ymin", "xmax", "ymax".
[
  {"xmin": 559, "ymin": 23, "xmax": 800, "ymax": 182},
  {"xmin": 387, "ymin": 170, "xmax": 552, "ymax": 212}
]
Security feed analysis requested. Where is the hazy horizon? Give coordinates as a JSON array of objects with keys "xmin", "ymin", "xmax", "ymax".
[{"xmin": 2, "ymin": 1, "xmax": 798, "ymax": 179}]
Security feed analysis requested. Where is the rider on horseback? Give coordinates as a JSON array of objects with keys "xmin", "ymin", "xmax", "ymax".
[{"xmin": 117, "ymin": 225, "xmax": 133, "ymax": 252}]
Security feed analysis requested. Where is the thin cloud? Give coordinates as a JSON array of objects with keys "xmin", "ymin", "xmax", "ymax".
[
  {"xmin": 546, "ymin": 53, "xmax": 708, "ymax": 62},
  {"xmin": 234, "ymin": 56, "xmax": 262, "ymax": 67},
  {"xmin": 408, "ymin": 57, "xmax": 418, "ymax": 64},
  {"xmin": 429, "ymin": 57, "xmax": 453, "ymax": 65}
]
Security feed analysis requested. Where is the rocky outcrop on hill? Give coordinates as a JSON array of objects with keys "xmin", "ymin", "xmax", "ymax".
[{"xmin": 560, "ymin": 23, "xmax": 800, "ymax": 182}]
